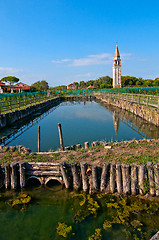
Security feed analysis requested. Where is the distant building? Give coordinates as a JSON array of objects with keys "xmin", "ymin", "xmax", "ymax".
[
  {"xmin": 0, "ymin": 81, "xmax": 30, "ymax": 93},
  {"xmin": 67, "ymin": 83, "xmax": 77, "ymax": 90},
  {"xmin": 87, "ymin": 85, "xmax": 94, "ymax": 89},
  {"xmin": 113, "ymin": 45, "xmax": 121, "ymax": 88},
  {"xmin": 13, "ymin": 82, "xmax": 30, "ymax": 92},
  {"xmin": 0, "ymin": 81, "xmax": 7, "ymax": 93}
]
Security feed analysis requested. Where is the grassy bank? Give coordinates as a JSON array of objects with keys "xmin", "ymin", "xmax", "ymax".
[{"xmin": 0, "ymin": 139, "xmax": 158, "ymax": 166}]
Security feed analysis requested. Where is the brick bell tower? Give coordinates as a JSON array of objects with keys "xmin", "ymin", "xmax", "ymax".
[{"xmin": 113, "ymin": 45, "xmax": 121, "ymax": 88}]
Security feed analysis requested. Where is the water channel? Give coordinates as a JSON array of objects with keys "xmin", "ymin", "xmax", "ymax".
[{"xmin": 0, "ymin": 100, "xmax": 159, "ymax": 152}]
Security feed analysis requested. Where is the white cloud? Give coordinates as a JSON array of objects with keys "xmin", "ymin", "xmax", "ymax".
[
  {"xmin": 0, "ymin": 67, "xmax": 23, "ymax": 74},
  {"xmin": 51, "ymin": 53, "xmax": 113, "ymax": 67},
  {"xmin": 120, "ymin": 53, "xmax": 132, "ymax": 60},
  {"xmin": 75, "ymin": 73, "xmax": 92, "ymax": 78}
]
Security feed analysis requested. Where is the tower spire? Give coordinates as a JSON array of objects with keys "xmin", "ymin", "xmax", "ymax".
[
  {"xmin": 113, "ymin": 45, "xmax": 121, "ymax": 88},
  {"xmin": 114, "ymin": 45, "xmax": 120, "ymax": 59}
]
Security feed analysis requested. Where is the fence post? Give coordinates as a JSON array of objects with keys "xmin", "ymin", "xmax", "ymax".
[
  {"xmin": 138, "ymin": 95, "xmax": 140, "ymax": 105},
  {"xmin": 146, "ymin": 96, "xmax": 149, "ymax": 107},
  {"xmin": 158, "ymin": 98, "xmax": 159, "ymax": 108},
  {"xmin": 18, "ymin": 99, "xmax": 20, "ymax": 110},
  {"xmin": 132, "ymin": 94, "xmax": 133, "ymax": 102},
  {"xmin": 9, "ymin": 100, "xmax": 12, "ymax": 112}
]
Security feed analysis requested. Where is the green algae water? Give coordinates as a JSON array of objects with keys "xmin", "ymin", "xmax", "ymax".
[
  {"xmin": 1, "ymin": 100, "xmax": 159, "ymax": 152},
  {"xmin": 0, "ymin": 186, "xmax": 158, "ymax": 240}
]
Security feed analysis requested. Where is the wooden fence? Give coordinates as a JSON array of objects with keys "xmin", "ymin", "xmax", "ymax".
[
  {"xmin": 98, "ymin": 92, "xmax": 159, "ymax": 109},
  {"xmin": 0, "ymin": 94, "xmax": 54, "ymax": 114}
]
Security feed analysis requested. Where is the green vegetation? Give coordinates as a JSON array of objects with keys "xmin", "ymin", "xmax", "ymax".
[
  {"xmin": 72, "ymin": 193, "xmax": 159, "ymax": 240},
  {"xmin": 56, "ymin": 222, "xmax": 73, "ymax": 238},
  {"xmin": 1, "ymin": 76, "xmax": 19, "ymax": 85},
  {"xmin": 51, "ymin": 75, "xmax": 159, "ymax": 90},
  {"xmin": 31, "ymin": 80, "xmax": 49, "ymax": 92},
  {"xmin": 88, "ymin": 228, "xmax": 102, "ymax": 240},
  {"xmin": 73, "ymin": 194, "xmax": 100, "ymax": 223},
  {"xmin": 8, "ymin": 193, "xmax": 31, "ymax": 208}
]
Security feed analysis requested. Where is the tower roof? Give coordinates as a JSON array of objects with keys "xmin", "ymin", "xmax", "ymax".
[{"xmin": 114, "ymin": 45, "xmax": 120, "ymax": 58}]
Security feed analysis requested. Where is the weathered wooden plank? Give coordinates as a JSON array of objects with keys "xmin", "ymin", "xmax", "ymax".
[
  {"xmin": 26, "ymin": 170, "xmax": 61, "ymax": 176},
  {"xmin": 26, "ymin": 162, "xmax": 60, "ymax": 166},
  {"xmin": 25, "ymin": 165, "xmax": 60, "ymax": 171}
]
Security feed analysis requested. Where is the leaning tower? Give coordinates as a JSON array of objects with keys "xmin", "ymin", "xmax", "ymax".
[{"xmin": 113, "ymin": 45, "xmax": 121, "ymax": 88}]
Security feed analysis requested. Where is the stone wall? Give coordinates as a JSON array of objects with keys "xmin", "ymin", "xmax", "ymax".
[
  {"xmin": 0, "ymin": 97, "xmax": 61, "ymax": 129},
  {"xmin": 97, "ymin": 95, "xmax": 159, "ymax": 126}
]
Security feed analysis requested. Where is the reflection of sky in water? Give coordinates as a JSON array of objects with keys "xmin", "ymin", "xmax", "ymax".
[{"xmin": 4, "ymin": 101, "xmax": 149, "ymax": 152}]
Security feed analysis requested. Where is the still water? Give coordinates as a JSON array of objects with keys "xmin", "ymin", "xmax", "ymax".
[
  {"xmin": 0, "ymin": 185, "xmax": 158, "ymax": 240},
  {"xmin": 0, "ymin": 100, "xmax": 159, "ymax": 152}
]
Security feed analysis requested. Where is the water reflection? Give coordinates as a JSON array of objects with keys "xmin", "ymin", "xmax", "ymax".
[
  {"xmin": 0, "ymin": 100, "xmax": 159, "ymax": 151},
  {"xmin": 100, "ymin": 101, "xmax": 159, "ymax": 139},
  {"xmin": 113, "ymin": 111, "xmax": 120, "ymax": 134}
]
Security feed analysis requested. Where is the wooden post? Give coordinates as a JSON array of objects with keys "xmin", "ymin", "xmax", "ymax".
[
  {"xmin": 92, "ymin": 165, "xmax": 99, "ymax": 193},
  {"xmin": 58, "ymin": 123, "xmax": 64, "ymax": 151},
  {"xmin": 138, "ymin": 95, "xmax": 140, "ymax": 105},
  {"xmin": 158, "ymin": 98, "xmax": 159, "ymax": 109},
  {"xmin": 60, "ymin": 162, "xmax": 71, "ymax": 189},
  {"xmin": 18, "ymin": 99, "xmax": 20, "ymax": 110},
  {"xmin": 146, "ymin": 96, "xmax": 149, "ymax": 107},
  {"xmin": 131, "ymin": 164, "xmax": 138, "ymax": 195},
  {"xmin": 19, "ymin": 162, "xmax": 26, "ymax": 188},
  {"xmin": 116, "ymin": 163, "xmax": 122, "ymax": 194},
  {"xmin": 0, "ymin": 165, "xmax": 3, "ymax": 189},
  {"xmin": 38, "ymin": 125, "xmax": 41, "ymax": 152},
  {"xmin": 71, "ymin": 145, "xmax": 76, "ymax": 150},
  {"xmin": 132, "ymin": 94, "xmax": 134, "ymax": 102},
  {"xmin": 84, "ymin": 142, "xmax": 89, "ymax": 149},
  {"xmin": 122, "ymin": 163, "xmax": 130, "ymax": 195},
  {"xmin": 138, "ymin": 164, "xmax": 145, "ymax": 195},
  {"xmin": 10, "ymin": 163, "xmax": 18, "ymax": 189},
  {"xmin": 71, "ymin": 163, "xmax": 81, "ymax": 190},
  {"xmin": 64, "ymin": 146, "xmax": 70, "ymax": 151},
  {"xmin": 4, "ymin": 163, "xmax": 11, "ymax": 189},
  {"xmin": 9, "ymin": 100, "xmax": 12, "ymax": 112},
  {"xmin": 154, "ymin": 163, "xmax": 159, "ymax": 196},
  {"xmin": 76, "ymin": 144, "xmax": 81, "ymax": 150},
  {"xmin": 80, "ymin": 162, "xmax": 89, "ymax": 192},
  {"xmin": 100, "ymin": 162, "xmax": 110, "ymax": 192},
  {"xmin": 110, "ymin": 163, "xmax": 116, "ymax": 193},
  {"xmin": 147, "ymin": 162, "xmax": 155, "ymax": 196}
]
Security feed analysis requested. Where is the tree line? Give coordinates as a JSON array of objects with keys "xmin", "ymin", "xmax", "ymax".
[
  {"xmin": 1, "ymin": 75, "xmax": 159, "ymax": 92},
  {"xmin": 52, "ymin": 75, "xmax": 159, "ymax": 90}
]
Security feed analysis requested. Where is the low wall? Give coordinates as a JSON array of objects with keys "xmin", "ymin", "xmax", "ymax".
[
  {"xmin": 0, "ymin": 97, "xmax": 61, "ymax": 129},
  {"xmin": 96, "ymin": 96, "xmax": 159, "ymax": 126},
  {"xmin": 1, "ymin": 161, "xmax": 159, "ymax": 197}
]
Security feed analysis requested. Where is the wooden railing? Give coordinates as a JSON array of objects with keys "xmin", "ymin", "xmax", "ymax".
[
  {"xmin": 0, "ymin": 95, "xmax": 55, "ymax": 115},
  {"xmin": 99, "ymin": 92, "xmax": 159, "ymax": 109}
]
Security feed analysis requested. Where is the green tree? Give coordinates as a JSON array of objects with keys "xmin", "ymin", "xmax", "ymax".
[
  {"xmin": 121, "ymin": 76, "xmax": 139, "ymax": 86},
  {"xmin": 1, "ymin": 76, "xmax": 19, "ymax": 86},
  {"xmin": 93, "ymin": 76, "xmax": 112, "ymax": 89},
  {"xmin": 31, "ymin": 80, "xmax": 49, "ymax": 92},
  {"xmin": 143, "ymin": 79, "xmax": 153, "ymax": 87},
  {"xmin": 79, "ymin": 81, "xmax": 86, "ymax": 88},
  {"xmin": 153, "ymin": 80, "xmax": 159, "ymax": 86}
]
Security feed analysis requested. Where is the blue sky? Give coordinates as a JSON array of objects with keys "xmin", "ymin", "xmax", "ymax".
[{"xmin": 0, "ymin": 0, "xmax": 159, "ymax": 87}]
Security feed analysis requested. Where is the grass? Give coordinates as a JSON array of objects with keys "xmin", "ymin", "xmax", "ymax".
[{"xmin": 0, "ymin": 139, "xmax": 158, "ymax": 165}]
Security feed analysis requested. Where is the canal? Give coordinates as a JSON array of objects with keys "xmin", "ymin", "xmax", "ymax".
[{"xmin": 0, "ymin": 100, "xmax": 159, "ymax": 152}]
